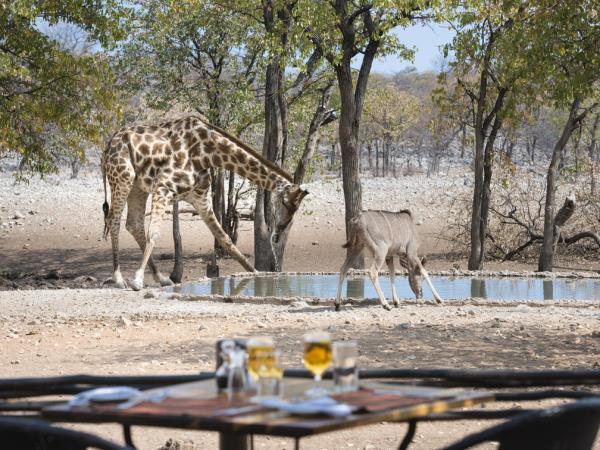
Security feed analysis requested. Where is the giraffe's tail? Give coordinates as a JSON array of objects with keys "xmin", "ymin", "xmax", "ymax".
[{"xmin": 101, "ymin": 136, "xmax": 113, "ymax": 240}]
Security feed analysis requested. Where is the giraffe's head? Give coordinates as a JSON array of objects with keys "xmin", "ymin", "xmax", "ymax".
[{"xmin": 272, "ymin": 184, "xmax": 309, "ymax": 243}]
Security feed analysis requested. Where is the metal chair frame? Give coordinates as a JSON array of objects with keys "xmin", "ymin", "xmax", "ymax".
[{"xmin": 0, "ymin": 415, "xmax": 133, "ymax": 450}]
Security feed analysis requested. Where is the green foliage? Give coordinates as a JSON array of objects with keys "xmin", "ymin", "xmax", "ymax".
[
  {"xmin": 363, "ymin": 82, "xmax": 419, "ymax": 142},
  {"xmin": 120, "ymin": 0, "xmax": 264, "ymax": 131},
  {"xmin": 0, "ymin": 1, "xmax": 126, "ymax": 177}
]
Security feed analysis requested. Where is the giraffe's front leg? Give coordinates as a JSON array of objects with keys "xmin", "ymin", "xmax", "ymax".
[
  {"xmin": 187, "ymin": 191, "xmax": 257, "ymax": 273},
  {"xmin": 130, "ymin": 187, "xmax": 172, "ymax": 291}
]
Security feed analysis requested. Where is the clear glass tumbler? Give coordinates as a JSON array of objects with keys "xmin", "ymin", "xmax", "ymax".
[{"xmin": 332, "ymin": 341, "xmax": 359, "ymax": 393}]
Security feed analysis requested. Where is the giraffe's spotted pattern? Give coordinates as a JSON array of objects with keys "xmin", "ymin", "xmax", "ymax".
[{"xmin": 101, "ymin": 115, "xmax": 308, "ymax": 291}]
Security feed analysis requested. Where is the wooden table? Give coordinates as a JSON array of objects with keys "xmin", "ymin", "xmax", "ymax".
[{"xmin": 42, "ymin": 378, "xmax": 494, "ymax": 450}]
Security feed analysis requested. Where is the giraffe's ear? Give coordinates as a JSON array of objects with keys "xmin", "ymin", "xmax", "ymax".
[{"xmin": 288, "ymin": 185, "xmax": 308, "ymax": 205}]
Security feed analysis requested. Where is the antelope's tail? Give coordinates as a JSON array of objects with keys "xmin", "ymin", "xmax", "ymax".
[{"xmin": 342, "ymin": 217, "xmax": 360, "ymax": 249}]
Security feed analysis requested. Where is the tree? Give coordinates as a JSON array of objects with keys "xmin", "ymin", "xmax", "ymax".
[
  {"xmin": 443, "ymin": 2, "xmax": 532, "ymax": 270},
  {"xmin": 362, "ymin": 82, "xmax": 418, "ymax": 177},
  {"xmin": 523, "ymin": 0, "xmax": 600, "ymax": 271},
  {"xmin": 306, "ymin": 0, "xmax": 429, "ymax": 267},
  {"xmin": 251, "ymin": 0, "xmax": 336, "ymax": 271},
  {"xmin": 0, "ymin": 1, "xmax": 125, "ymax": 177}
]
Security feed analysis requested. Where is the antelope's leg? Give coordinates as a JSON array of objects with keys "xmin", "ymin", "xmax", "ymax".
[
  {"xmin": 336, "ymin": 250, "xmax": 361, "ymax": 311},
  {"xmin": 130, "ymin": 185, "xmax": 172, "ymax": 291},
  {"xmin": 368, "ymin": 248, "xmax": 391, "ymax": 310},
  {"xmin": 417, "ymin": 259, "xmax": 442, "ymax": 304},
  {"xmin": 386, "ymin": 257, "xmax": 400, "ymax": 307}
]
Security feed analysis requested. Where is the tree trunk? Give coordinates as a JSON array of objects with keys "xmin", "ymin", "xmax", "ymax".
[
  {"xmin": 223, "ymin": 170, "xmax": 239, "ymax": 245},
  {"xmin": 254, "ymin": 61, "xmax": 285, "ymax": 272},
  {"xmin": 337, "ymin": 65, "xmax": 363, "ymax": 240},
  {"xmin": 212, "ymin": 168, "xmax": 226, "ymax": 253},
  {"xmin": 538, "ymin": 99, "xmax": 582, "ymax": 272},
  {"xmin": 294, "ymin": 83, "xmax": 335, "ymax": 184},
  {"xmin": 460, "ymin": 124, "xmax": 467, "ymax": 159},
  {"xmin": 588, "ymin": 113, "xmax": 599, "ymax": 196},
  {"xmin": 375, "ymin": 139, "xmax": 380, "ymax": 177},
  {"xmin": 468, "ymin": 119, "xmax": 486, "ymax": 269},
  {"xmin": 170, "ymin": 201, "xmax": 183, "ymax": 283},
  {"xmin": 468, "ymin": 72, "xmax": 507, "ymax": 270}
]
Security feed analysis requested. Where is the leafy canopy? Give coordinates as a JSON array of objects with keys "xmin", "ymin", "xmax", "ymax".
[{"xmin": 0, "ymin": 1, "xmax": 127, "ymax": 176}]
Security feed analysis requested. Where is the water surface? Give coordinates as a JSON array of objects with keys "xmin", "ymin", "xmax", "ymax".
[{"xmin": 172, "ymin": 275, "xmax": 600, "ymax": 301}]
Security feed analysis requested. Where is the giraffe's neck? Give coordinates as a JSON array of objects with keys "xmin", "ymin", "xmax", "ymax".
[{"xmin": 189, "ymin": 118, "xmax": 294, "ymax": 193}]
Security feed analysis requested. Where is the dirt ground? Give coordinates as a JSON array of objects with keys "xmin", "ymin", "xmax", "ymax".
[{"xmin": 1, "ymin": 171, "xmax": 599, "ymax": 449}]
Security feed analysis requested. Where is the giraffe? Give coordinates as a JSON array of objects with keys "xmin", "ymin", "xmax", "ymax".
[{"xmin": 101, "ymin": 115, "xmax": 309, "ymax": 291}]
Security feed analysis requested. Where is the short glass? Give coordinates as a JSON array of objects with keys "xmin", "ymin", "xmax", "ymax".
[
  {"xmin": 256, "ymin": 351, "xmax": 283, "ymax": 399},
  {"xmin": 302, "ymin": 331, "xmax": 332, "ymax": 397},
  {"xmin": 247, "ymin": 336, "xmax": 275, "ymax": 382},
  {"xmin": 332, "ymin": 341, "xmax": 359, "ymax": 393}
]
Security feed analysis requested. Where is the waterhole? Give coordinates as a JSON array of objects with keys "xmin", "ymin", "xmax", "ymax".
[{"xmin": 170, "ymin": 274, "xmax": 600, "ymax": 301}]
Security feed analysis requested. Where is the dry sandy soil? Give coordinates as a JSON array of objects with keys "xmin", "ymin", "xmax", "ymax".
[{"xmin": 1, "ymin": 169, "xmax": 599, "ymax": 449}]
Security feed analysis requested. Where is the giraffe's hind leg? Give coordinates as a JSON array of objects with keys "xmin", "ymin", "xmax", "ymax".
[
  {"xmin": 105, "ymin": 172, "xmax": 134, "ymax": 289},
  {"xmin": 126, "ymin": 185, "xmax": 173, "ymax": 287},
  {"xmin": 130, "ymin": 184, "xmax": 173, "ymax": 291}
]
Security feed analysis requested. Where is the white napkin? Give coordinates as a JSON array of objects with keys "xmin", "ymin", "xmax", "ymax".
[
  {"xmin": 69, "ymin": 387, "xmax": 141, "ymax": 407},
  {"xmin": 259, "ymin": 396, "xmax": 353, "ymax": 417}
]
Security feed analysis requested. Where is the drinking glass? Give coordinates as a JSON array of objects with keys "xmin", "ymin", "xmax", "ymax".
[
  {"xmin": 247, "ymin": 336, "xmax": 275, "ymax": 382},
  {"xmin": 302, "ymin": 331, "xmax": 332, "ymax": 397},
  {"xmin": 332, "ymin": 341, "xmax": 359, "ymax": 392},
  {"xmin": 256, "ymin": 351, "xmax": 283, "ymax": 399}
]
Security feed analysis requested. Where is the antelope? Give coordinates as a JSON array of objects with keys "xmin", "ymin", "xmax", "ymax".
[{"xmin": 336, "ymin": 210, "xmax": 442, "ymax": 310}]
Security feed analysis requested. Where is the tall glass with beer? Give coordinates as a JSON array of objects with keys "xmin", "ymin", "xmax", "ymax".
[{"xmin": 246, "ymin": 336, "xmax": 275, "ymax": 382}]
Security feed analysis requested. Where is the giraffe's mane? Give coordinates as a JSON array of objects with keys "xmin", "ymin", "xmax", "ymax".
[{"xmin": 190, "ymin": 116, "xmax": 294, "ymax": 184}]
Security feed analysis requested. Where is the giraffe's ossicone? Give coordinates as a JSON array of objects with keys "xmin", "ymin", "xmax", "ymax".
[{"xmin": 101, "ymin": 115, "xmax": 308, "ymax": 291}]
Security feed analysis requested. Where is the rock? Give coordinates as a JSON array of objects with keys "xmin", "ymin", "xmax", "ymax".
[
  {"xmin": 592, "ymin": 331, "xmax": 600, "ymax": 338},
  {"xmin": 289, "ymin": 300, "xmax": 309, "ymax": 308},
  {"xmin": 117, "ymin": 316, "xmax": 132, "ymax": 327},
  {"xmin": 13, "ymin": 211, "xmax": 24, "ymax": 219},
  {"xmin": 44, "ymin": 270, "xmax": 60, "ymax": 280},
  {"xmin": 144, "ymin": 290, "xmax": 157, "ymax": 299},
  {"xmin": 73, "ymin": 275, "xmax": 98, "ymax": 284}
]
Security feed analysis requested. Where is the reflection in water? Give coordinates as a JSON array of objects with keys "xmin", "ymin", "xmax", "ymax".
[
  {"xmin": 470, "ymin": 279, "xmax": 487, "ymax": 299},
  {"xmin": 346, "ymin": 279, "xmax": 365, "ymax": 298},
  {"xmin": 211, "ymin": 278, "xmax": 225, "ymax": 296},
  {"xmin": 543, "ymin": 280, "xmax": 554, "ymax": 300},
  {"xmin": 173, "ymin": 275, "xmax": 600, "ymax": 302}
]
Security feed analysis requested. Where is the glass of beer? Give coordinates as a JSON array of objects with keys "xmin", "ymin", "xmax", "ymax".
[
  {"xmin": 302, "ymin": 331, "xmax": 333, "ymax": 397},
  {"xmin": 247, "ymin": 336, "xmax": 275, "ymax": 382},
  {"xmin": 256, "ymin": 351, "xmax": 283, "ymax": 399}
]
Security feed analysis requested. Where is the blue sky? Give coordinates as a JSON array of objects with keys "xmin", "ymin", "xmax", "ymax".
[{"xmin": 371, "ymin": 22, "xmax": 455, "ymax": 74}]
